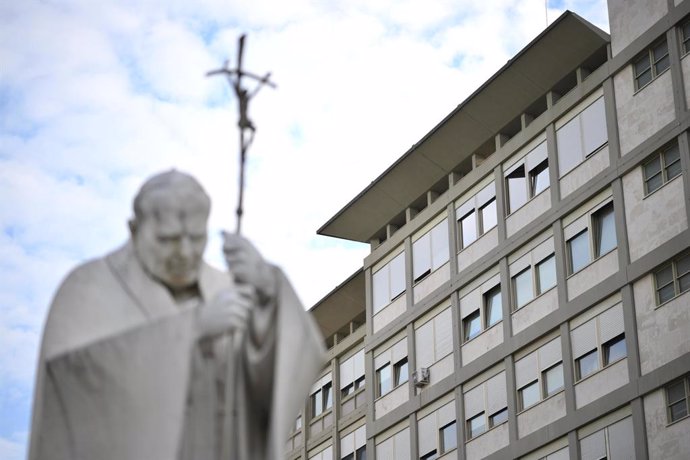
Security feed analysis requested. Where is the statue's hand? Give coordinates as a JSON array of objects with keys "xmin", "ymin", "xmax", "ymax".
[
  {"xmin": 221, "ymin": 231, "xmax": 277, "ymax": 306},
  {"xmin": 197, "ymin": 284, "xmax": 257, "ymax": 339}
]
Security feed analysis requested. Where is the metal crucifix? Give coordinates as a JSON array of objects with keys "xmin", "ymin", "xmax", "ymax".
[{"xmin": 207, "ymin": 34, "xmax": 276, "ymax": 234}]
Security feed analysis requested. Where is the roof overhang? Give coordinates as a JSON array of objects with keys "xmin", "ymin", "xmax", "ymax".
[
  {"xmin": 309, "ymin": 269, "xmax": 365, "ymax": 339},
  {"xmin": 318, "ymin": 11, "xmax": 610, "ymax": 243}
]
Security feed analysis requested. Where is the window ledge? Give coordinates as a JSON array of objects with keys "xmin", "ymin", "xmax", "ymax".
[
  {"xmin": 516, "ymin": 388, "xmax": 565, "ymax": 416},
  {"xmin": 462, "ymin": 320, "xmax": 503, "ymax": 345},
  {"xmin": 566, "ymin": 246, "xmax": 617, "ymax": 279},
  {"xmin": 666, "ymin": 413, "xmax": 690, "ymax": 428},
  {"xmin": 574, "ymin": 356, "xmax": 627, "ymax": 384},
  {"xmin": 654, "ymin": 288, "xmax": 690, "ymax": 311},
  {"xmin": 633, "ymin": 67, "xmax": 670, "ymax": 95},
  {"xmin": 374, "ymin": 381, "xmax": 408, "ymax": 402},
  {"xmin": 506, "ymin": 187, "xmax": 551, "ymax": 217},
  {"xmin": 512, "ymin": 285, "xmax": 557, "ymax": 314},
  {"xmin": 341, "ymin": 387, "xmax": 365, "ymax": 403},
  {"xmin": 642, "ymin": 172, "xmax": 682, "ymax": 200},
  {"xmin": 464, "ymin": 418, "xmax": 508, "ymax": 444},
  {"xmin": 309, "ymin": 409, "xmax": 333, "ymax": 424}
]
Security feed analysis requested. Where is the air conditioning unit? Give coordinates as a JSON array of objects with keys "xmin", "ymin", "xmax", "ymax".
[{"xmin": 413, "ymin": 367, "xmax": 430, "ymax": 387}]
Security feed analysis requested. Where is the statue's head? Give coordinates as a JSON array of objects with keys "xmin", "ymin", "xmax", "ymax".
[{"xmin": 129, "ymin": 170, "xmax": 211, "ymax": 291}]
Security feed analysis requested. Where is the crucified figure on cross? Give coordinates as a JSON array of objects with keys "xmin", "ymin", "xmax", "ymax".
[{"xmin": 207, "ymin": 34, "xmax": 276, "ymax": 234}]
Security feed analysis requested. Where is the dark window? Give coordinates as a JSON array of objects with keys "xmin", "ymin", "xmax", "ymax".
[
  {"xmin": 530, "ymin": 159, "xmax": 550, "ymax": 197},
  {"xmin": 536, "ymin": 254, "xmax": 557, "ymax": 294},
  {"xmin": 682, "ymin": 19, "xmax": 690, "ymax": 55},
  {"xmin": 342, "ymin": 454, "xmax": 354, "ymax": 460},
  {"xmin": 323, "ymin": 382, "xmax": 333, "ymax": 411},
  {"xmin": 354, "ymin": 376, "xmax": 365, "ymax": 390},
  {"xmin": 439, "ymin": 421, "xmax": 457, "ymax": 453},
  {"xmin": 420, "ymin": 450, "xmax": 437, "ymax": 460},
  {"xmin": 506, "ymin": 165, "xmax": 527, "ymax": 214},
  {"xmin": 568, "ymin": 230, "xmax": 590, "ymax": 274},
  {"xmin": 603, "ymin": 334, "xmax": 627, "ymax": 365},
  {"xmin": 480, "ymin": 198, "xmax": 497, "ymax": 233},
  {"xmin": 543, "ymin": 362, "xmax": 564, "ymax": 397},
  {"xmin": 593, "ymin": 202, "xmax": 616, "ymax": 258},
  {"xmin": 467, "ymin": 413, "xmax": 486, "ymax": 439},
  {"xmin": 666, "ymin": 377, "xmax": 689, "ymax": 422},
  {"xmin": 518, "ymin": 380, "xmax": 540, "ymax": 410},
  {"xmin": 341, "ymin": 383, "xmax": 354, "ymax": 398},
  {"xmin": 484, "ymin": 286, "xmax": 502, "ymax": 327},
  {"xmin": 654, "ymin": 252, "xmax": 690, "ymax": 304},
  {"xmin": 355, "ymin": 446, "xmax": 366, "ymax": 460},
  {"xmin": 634, "ymin": 38, "xmax": 670, "ymax": 90},
  {"xmin": 489, "ymin": 408, "xmax": 508, "ymax": 427},
  {"xmin": 377, "ymin": 363, "xmax": 391, "ymax": 397},
  {"xmin": 459, "ymin": 211, "xmax": 477, "ymax": 249},
  {"xmin": 394, "ymin": 357, "xmax": 409, "ymax": 387},
  {"xmin": 463, "ymin": 310, "xmax": 481, "ymax": 342},
  {"xmin": 643, "ymin": 141, "xmax": 681, "ymax": 194},
  {"xmin": 576, "ymin": 349, "xmax": 599, "ymax": 380}
]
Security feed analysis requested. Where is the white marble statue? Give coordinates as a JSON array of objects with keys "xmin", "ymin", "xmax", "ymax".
[{"xmin": 28, "ymin": 170, "xmax": 325, "ymax": 460}]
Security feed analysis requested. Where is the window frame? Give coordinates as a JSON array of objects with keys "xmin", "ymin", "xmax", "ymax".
[
  {"xmin": 602, "ymin": 333, "xmax": 627, "ymax": 366},
  {"xmin": 393, "ymin": 357, "xmax": 409, "ymax": 387},
  {"xmin": 439, "ymin": 421, "xmax": 457, "ymax": 454},
  {"xmin": 536, "ymin": 254, "xmax": 557, "ymax": 295},
  {"xmin": 376, "ymin": 363, "xmax": 392, "ymax": 397},
  {"xmin": 633, "ymin": 37, "xmax": 670, "ymax": 91},
  {"xmin": 681, "ymin": 18, "xmax": 690, "ymax": 55},
  {"xmin": 665, "ymin": 376, "xmax": 690, "ymax": 424},
  {"xmin": 488, "ymin": 407, "xmax": 508, "ymax": 427},
  {"xmin": 412, "ymin": 219, "xmax": 450, "ymax": 284},
  {"xmin": 567, "ymin": 229, "xmax": 590, "ymax": 275},
  {"xmin": 654, "ymin": 252, "xmax": 690, "ymax": 305},
  {"xmin": 575, "ymin": 348, "xmax": 599, "ymax": 381},
  {"xmin": 456, "ymin": 183, "xmax": 497, "ymax": 251},
  {"xmin": 518, "ymin": 379, "xmax": 540, "ymax": 411},
  {"xmin": 542, "ymin": 362, "xmax": 565, "ymax": 397},
  {"xmin": 372, "ymin": 252, "xmax": 406, "ymax": 313},
  {"xmin": 512, "ymin": 266, "xmax": 534, "ymax": 310},
  {"xmin": 483, "ymin": 285, "xmax": 503, "ymax": 328},
  {"xmin": 463, "ymin": 309, "xmax": 482, "ymax": 342},
  {"xmin": 643, "ymin": 141, "xmax": 681, "ymax": 195},
  {"xmin": 466, "ymin": 412, "xmax": 486, "ymax": 439},
  {"xmin": 592, "ymin": 202, "xmax": 616, "ymax": 259}
]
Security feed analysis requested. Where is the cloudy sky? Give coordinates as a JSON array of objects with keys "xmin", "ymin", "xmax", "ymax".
[{"xmin": 0, "ymin": 0, "xmax": 609, "ymax": 457}]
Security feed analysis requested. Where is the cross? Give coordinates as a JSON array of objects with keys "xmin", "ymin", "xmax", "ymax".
[{"xmin": 207, "ymin": 34, "xmax": 276, "ymax": 234}]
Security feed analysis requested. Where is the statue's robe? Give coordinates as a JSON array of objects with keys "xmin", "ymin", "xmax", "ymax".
[{"xmin": 28, "ymin": 242, "xmax": 325, "ymax": 460}]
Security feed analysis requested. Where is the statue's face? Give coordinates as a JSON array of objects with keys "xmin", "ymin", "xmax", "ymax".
[{"xmin": 132, "ymin": 195, "xmax": 209, "ymax": 290}]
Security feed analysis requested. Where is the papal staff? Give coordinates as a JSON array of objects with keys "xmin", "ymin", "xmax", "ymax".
[{"xmin": 207, "ymin": 34, "xmax": 276, "ymax": 459}]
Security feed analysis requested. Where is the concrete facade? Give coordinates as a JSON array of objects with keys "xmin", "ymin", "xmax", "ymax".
[{"xmin": 288, "ymin": 2, "xmax": 690, "ymax": 460}]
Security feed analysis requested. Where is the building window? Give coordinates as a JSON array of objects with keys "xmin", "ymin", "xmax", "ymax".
[
  {"xmin": 515, "ymin": 337, "xmax": 564, "ymax": 411},
  {"xmin": 394, "ymin": 357, "xmax": 409, "ymax": 387},
  {"xmin": 530, "ymin": 159, "xmax": 550, "ymax": 196},
  {"xmin": 518, "ymin": 380, "xmax": 540, "ymax": 410},
  {"xmin": 340, "ymin": 349, "xmax": 365, "ymax": 399},
  {"xmin": 413, "ymin": 219, "xmax": 450, "ymax": 283},
  {"xmin": 682, "ymin": 19, "xmax": 690, "ymax": 55},
  {"xmin": 571, "ymin": 304, "xmax": 626, "ymax": 382},
  {"xmin": 566, "ymin": 201, "xmax": 617, "ymax": 275},
  {"xmin": 488, "ymin": 408, "xmax": 508, "ymax": 427},
  {"xmin": 439, "ymin": 421, "xmax": 457, "ymax": 453},
  {"xmin": 567, "ymin": 229, "xmax": 590, "ymax": 274},
  {"xmin": 463, "ymin": 310, "xmax": 481, "ymax": 342},
  {"xmin": 654, "ymin": 252, "xmax": 690, "ymax": 304},
  {"xmin": 593, "ymin": 202, "xmax": 616, "ymax": 258},
  {"xmin": 513, "ymin": 267, "xmax": 533, "ymax": 309},
  {"xmin": 420, "ymin": 451, "xmax": 437, "ymax": 460},
  {"xmin": 643, "ymin": 141, "xmax": 681, "ymax": 194},
  {"xmin": 536, "ymin": 254, "xmax": 556, "ymax": 294},
  {"xmin": 556, "ymin": 96, "xmax": 607, "ymax": 176},
  {"xmin": 311, "ymin": 379, "xmax": 333, "ymax": 417},
  {"xmin": 484, "ymin": 286, "xmax": 502, "ymax": 327},
  {"xmin": 634, "ymin": 38, "xmax": 670, "ymax": 90},
  {"xmin": 459, "ymin": 211, "xmax": 477, "ymax": 248},
  {"xmin": 464, "ymin": 371, "xmax": 507, "ymax": 440},
  {"xmin": 480, "ymin": 198, "xmax": 497, "ymax": 233},
  {"xmin": 295, "ymin": 414, "xmax": 302, "ymax": 431},
  {"xmin": 376, "ymin": 363, "xmax": 392, "ymax": 397},
  {"xmin": 456, "ymin": 182, "xmax": 497, "ymax": 250},
  {"xmin": 372, "ymin": 252, "xmax": 406, "ymax": 313},
  {"xmin": 666, "ymin": 376, "xmax": 689, "ymax": 422},
  {"xmin": 575, "ymin": 348, "xmax": 599, "ymax": 380},
  {"xmin": 467, "ymin": 413, "xmax": 486, "ymax": 439},
  {"xmin": 504, "ymin": 141, "xmax": 550, "ymax": 215},
  {"xmin": 579, "ymin": 416, "xmax": 634, "ymax": 460},
  {"xmin": 543, "ymin": 362, "xmax": 564, "ymax": 397},
  {"xmin": 603, "ymin": 333, "xmax": 627, "ymax": 366},
  {"xmin": 355, "ymin": 447, "xmax": 366, "ymax": 460}
]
